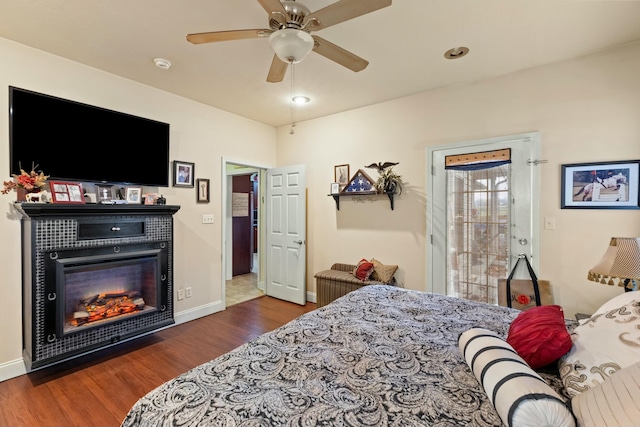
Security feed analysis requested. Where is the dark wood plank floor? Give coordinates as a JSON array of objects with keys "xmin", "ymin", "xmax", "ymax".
[{"xmin": 0, "ymin": 296, "xmax": 316, "ymax": 427}]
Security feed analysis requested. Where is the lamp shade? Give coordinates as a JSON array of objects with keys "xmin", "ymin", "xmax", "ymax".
[
  {"xmin": 588, "ymin": 237, "xmax": 640, "ymax": 288},
  {"xmin": 268, "ymin": 29, "xmax": 314, "ymax": 64}
]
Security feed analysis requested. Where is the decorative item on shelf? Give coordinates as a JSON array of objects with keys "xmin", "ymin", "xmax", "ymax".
[
  {"xmin": 365, "ymin": 162, "xmax": 404, "ymax": 195},
  {"xmin": 49, "ymin": 181, "xmax": 85, "ymax": 204},
  {"xmin": 2, "ymin": 164, "xmax": 49, "ymax": 202},
  {"xmin": 588, "ymin": 237, "xmax": 640, "ymax": 292}
]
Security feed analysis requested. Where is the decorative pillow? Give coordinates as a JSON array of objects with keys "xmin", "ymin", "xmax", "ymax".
[
  {"xmin": 507, "ymin": 305, "xmax": 572, "ymax": 369},
  {"xmin": 558, "ymin": 300, "xmax": 640, "ymax": 398},
  {"xmin": 352, "ymin": 258, "xmax": 374, "ymax": 281},
  {"xmin": 592, "ymin": 290, "xmax": 639, "ymax": 316},
  {"xmin": 458, "ymin": 328, "xmax": 576, "ymax": 427},
  {"xmin": 370, "ymin": 258, "xmax": 398, "ymax": 283},
  {"xmin": 571, "ymin": 361, "xmax": 640, "ymax": 427}
]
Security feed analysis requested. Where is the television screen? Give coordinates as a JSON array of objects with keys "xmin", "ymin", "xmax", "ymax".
[{"xmin": 9, "ymin": 86, "xmax": 170, "ymax": 187}]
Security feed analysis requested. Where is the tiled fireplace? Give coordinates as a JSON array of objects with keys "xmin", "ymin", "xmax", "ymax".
[{"xmin": 17, "ymin": 204, "xmax": 180, "ymax": 371}]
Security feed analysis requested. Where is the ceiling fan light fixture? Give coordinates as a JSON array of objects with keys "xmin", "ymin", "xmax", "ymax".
[
  {"xmin": 292, "ymin": 95, "xmax": 310, "ymax": 105},
  {"xmin": 269, "ymin": 29, "xmax": 314, "ymax": 64}
]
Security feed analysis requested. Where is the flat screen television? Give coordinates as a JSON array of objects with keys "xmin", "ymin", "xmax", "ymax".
[{"xmin": 9, "ymin": 86, "xmax": 170, "ymax": 187}]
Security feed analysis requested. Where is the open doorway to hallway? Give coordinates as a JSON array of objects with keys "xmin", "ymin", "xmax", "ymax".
[{"xmin": 224, "ymin": 162, "xmax": 266, "ymax": 307}]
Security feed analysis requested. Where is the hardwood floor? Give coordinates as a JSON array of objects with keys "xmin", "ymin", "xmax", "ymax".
[{"xmin": 0, "ymin": 296, "xmax": 316, "ymax": 427}]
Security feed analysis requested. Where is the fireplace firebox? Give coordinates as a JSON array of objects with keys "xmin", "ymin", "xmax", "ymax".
[{"xmin": 17, "ymin": 204, "xmax": 180, "ymax": 371}]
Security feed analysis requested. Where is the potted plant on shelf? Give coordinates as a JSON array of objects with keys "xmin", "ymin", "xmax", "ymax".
[
  {"xmin": 365, "ymin": 162, "xmax": 404, "ymax": 210},
  {"xmin": 2, "ymin": 164, "xmax": 49, "ymax": 202}
]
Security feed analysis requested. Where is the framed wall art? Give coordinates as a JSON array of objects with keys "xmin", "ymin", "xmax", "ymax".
[
  {"xmin": 334, "ymin": 164, "xmax": 349, "ymax": 188},
  {"xmin": 330, "ymin": 182, "xmax": 340, "ymax": 194},
  {"xmin": 126, "ymin": 187, "xmax": 143, "ymax": 204},
  {"xmin": 173, "ymin": 160, "xmax": 195, "ymax": 188},
  {"xmin": 561, "ymin": 160, "xmax": 639, "ymax": 209},
  {"xmin": 197, "ymin": 178, "xmax": 210, "ymax": 203},
  {"xmin": 49, "ymin": 181, "xmax": 85, "ymax": 204}
]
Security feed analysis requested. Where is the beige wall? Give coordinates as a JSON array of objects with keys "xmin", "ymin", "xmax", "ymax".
[
  {"xmin": 0, "ymin": 37, "xmax": 276, "ymax": 380},
  {"xmin": 276, "ymin": 41, "xmax": 640, "ymax": 319},
  {"xmin": 1, "ymin": 35, "xmax": 639, "ymax": 383}
]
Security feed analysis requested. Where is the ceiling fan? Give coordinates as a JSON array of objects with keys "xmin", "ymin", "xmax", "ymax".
[{"xmin": 186, "ymin": 0, "xmax": 392, "ymax": 83}]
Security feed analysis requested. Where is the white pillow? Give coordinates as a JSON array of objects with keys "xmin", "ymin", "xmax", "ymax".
[
  {"xmin": 558, "ymin": 300, "xmax": 640, "ymax": 398},
  {"xmin": 592, "ymin": 290, "xmax": 640, "ymax": 316},
  {"xmin": 571, "ymin": 361, "xmax": 640, "ymax": 427},
  {"xmin": 459, "ymin": 328, "xmax": 575, "ymax": 427}
]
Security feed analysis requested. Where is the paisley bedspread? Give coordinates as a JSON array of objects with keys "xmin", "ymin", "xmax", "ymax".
[{"xmin": 122, "ymin": 285, "xmax": 565, "ymax": 427}]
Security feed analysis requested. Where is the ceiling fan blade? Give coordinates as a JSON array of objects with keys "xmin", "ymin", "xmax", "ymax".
[
  {"xmin": 257, "ymin": 0, "xmax": 288, "ymax": 18},
  {"xmin": 267, "ymin": 54, "xmax": 288, "ymax": 83},
  {"xmin": 303, "ymin": 0, "xmax": 391, "ymax": 31},
  {"xmin": 312, "ymin": 36, "xmax": 368, "ymax": 72},
  {"xmin": 186, "ymin": 29, "xmax": 271, "ymax": 44}
]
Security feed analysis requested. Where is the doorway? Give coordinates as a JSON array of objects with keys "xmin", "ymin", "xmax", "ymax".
[
  {"xmin": 427, "ymin": 132, "xmax": 540, "ymax": 303},
  {"xmin": 224, "ymin": 161, "xmax": 266, "ymax": 307}
]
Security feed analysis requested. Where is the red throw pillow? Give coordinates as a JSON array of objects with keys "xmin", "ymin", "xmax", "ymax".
[
  {"xmin": 506, "ymin": 305, "xmax": 572, "ymax": 369},
  {"xmin": 353, "ymin": 259, "xmax": 374, "ymax": 281}
]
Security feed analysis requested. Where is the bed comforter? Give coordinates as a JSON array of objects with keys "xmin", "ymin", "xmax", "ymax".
[{"xmin": 122, "ymin": 285, "xmax": 567, "ymax": 427}]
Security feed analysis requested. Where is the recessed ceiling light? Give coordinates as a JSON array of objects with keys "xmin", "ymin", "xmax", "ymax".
[
  {"xmin": 444, "ymin": 47, "xmax": 469, "ymax": 60},
  {"xmin": 153, "ymin": 58, "xmax": 172, "ymax": 70},
  {"xmin": 292, "ymin": 95, "xmax": 310, "ymax": 105}
]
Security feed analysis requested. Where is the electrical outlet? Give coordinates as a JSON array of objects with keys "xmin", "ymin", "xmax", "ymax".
[
  {"xmin": 177, "ymin": 289, "xmax": 185, "ymax": 300},
  {"xmin": 202, "ymin": 214, "xmax": 214, "ymax": 224},
  {"xmin": 185, "ymin": 287, "xmax": 192, "ymax": 298}
]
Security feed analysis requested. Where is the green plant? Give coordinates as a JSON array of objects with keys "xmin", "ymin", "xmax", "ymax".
[{"xmin": 374, "ymin": 167, "xmax": 403, "ymax": 195}]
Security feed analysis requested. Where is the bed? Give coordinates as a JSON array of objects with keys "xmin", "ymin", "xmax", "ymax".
[{"xmin": 122, "ymin": 285, "xmax": 638, "ymax": 427}]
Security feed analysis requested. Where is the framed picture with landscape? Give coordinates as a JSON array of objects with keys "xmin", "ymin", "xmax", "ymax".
[{"xmin": 561, "ymin": 160, "xmax": 640, "ymax": 209}]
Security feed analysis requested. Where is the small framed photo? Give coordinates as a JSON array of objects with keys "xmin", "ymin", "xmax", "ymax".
[
  {"xmin": 173, "ymin": 160, "xmax": 195, "ymax": 187},
  {"xmin": 334, "ymin": 164, "xmax": 350, "ymax": 188},
  {"xmin": 144, "ymin": 193, "xmax": 159, "ymax": 205},
  {"xmin": 126, "ymin": 187, "xmax": 143, "ymax": 204},
  {"xmin": 96, "ymin": 184, "xmax": 115, "ymax": 203},
  {"xmin": 330, "ymin": 182, "xmax": 340, "ymax": 194},
  {"xmin": 197, "ymin": 178, "xmax": 210, "ymax": 203},
  {"xmin": 561, "ymin": 160, "xmax": 640, "ymax": 209},
  {"xmin": 49, "ymin": 181, "xmax": 85, "ymax": 204}
]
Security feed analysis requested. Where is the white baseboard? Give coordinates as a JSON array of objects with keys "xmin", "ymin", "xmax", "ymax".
[
  {"xmin": 0, "ymin": 358, "xmax": 27, "ymax": 383},
  {"xmin": 174, "ymin": 300, "xmax": 224, "ymax": 325}
]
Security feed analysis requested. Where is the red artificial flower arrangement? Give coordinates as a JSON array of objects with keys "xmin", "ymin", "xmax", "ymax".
[{"xmin": 2, "ymin": 164, "xmax": 49, "ymax": 194}]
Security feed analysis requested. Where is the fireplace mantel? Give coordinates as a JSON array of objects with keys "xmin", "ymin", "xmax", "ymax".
[
  {"xmin": 16, "ymin": 203, "xmax": 180, "ymax": 218},
  {"xmin": 19, "ymin": 203, "xmax": 181, "ymax": 371}
]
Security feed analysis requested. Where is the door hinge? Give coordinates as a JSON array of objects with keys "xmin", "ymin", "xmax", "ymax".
[{"xmin": 527, "ymin": 159, "xmax": 548, "ymax": 166}]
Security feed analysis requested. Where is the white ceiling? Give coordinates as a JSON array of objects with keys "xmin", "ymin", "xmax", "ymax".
[{"xmin": 1, "ymin": 0, "xmax": 640, "ymax": 128}]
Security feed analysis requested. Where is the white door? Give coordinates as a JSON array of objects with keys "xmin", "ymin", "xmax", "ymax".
[
  {"xmin": 265, "ymin": 164, "xmax": 306, "ymax": 305},
  {"xmin": 427, "ymin": 132, "xmax": 540, "ymax": 302}
]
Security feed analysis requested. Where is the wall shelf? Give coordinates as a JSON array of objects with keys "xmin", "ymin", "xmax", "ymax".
[{"xmin": 329, "ymin": 192, "xmax": 395, "ymax": 210}]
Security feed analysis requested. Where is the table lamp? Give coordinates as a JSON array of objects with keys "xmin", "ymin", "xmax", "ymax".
[{"xmin": 588, "ymin": 237, "xmax": 640, "ymax": 292}]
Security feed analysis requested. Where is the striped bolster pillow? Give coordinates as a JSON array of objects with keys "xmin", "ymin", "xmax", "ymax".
[{"xmin": 458, "ymin": 328, "xmax": 575, "ymax": 427}]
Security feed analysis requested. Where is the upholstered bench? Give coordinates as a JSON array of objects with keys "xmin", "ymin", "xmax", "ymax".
[{"xmin": 314, "ymin": 261, "xmax": 397, "ymax": 307}]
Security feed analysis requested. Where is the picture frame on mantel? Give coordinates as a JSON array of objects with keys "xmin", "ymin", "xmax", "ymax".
[
  {"xmin": 173, "ymin": 160, "xmax": 195, "ymax": 188},
  {"xmin": 49, "ymin": 181, "xmax": 85, "ymax": 204},
  {"xmin": 561, "ymin": 160, "xmax": 640, "ymax": 209}
]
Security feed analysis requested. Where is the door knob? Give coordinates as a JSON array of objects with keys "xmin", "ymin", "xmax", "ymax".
[{"xmin": 294, "ymin": 240, "xmax": 304, "ymax": 244}]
